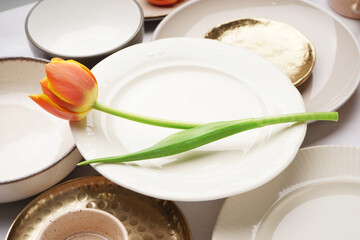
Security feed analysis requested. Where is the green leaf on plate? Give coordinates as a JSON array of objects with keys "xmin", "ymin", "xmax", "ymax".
[{"xmin": 78, "ymin": 112, "xmax": 338, "ymax": 165}]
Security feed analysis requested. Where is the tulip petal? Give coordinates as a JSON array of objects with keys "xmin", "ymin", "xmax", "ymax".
[
  {"xmin": 68, "ymin": 59, "xmax": 97, "ymax": 84},
  {"xmin": 40, "ymin": 77, "xmax": 90, "ymax": 113},
  {"xmin": 45, "ymin": 60, "xmax": 98, "ymax": 109},
  {"xmin": 29, "ymin": 93, "xmax": 89, "ymax": 121},
  {"xmin": 51, "ymin": 57, "xmax": 65, "ymax": 63}
]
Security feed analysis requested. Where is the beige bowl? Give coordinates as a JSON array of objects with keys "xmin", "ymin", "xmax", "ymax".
[
  {"xmin": 0, "ymin": 57, "xmax": 82, "ymax": 203},
  {"xmin": 37, "ymin": 208, "xmax": 128, "ymax": 240}
]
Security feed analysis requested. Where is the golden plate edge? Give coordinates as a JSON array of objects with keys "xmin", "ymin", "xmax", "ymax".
[
  {"xmin": 6, "ymin": 175, "xmax": 192, "ymax": 240},
  {"xmin": 204, "ymin": 18, "xmax": 316, "ymax": 88}
]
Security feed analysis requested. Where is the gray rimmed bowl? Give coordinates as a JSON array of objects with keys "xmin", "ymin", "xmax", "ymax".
[
  {"xmin": 25, "ymin": 0, "xmax": 144, "ymax": 67},
  {"xmin": 0, "ymin": 57, "xmax": 82, "ymax": 203}
]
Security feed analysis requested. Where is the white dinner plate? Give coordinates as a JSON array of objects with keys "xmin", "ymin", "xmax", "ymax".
[
  {"xmin": 71, "ymin": 38, "xmax": 306, "ymax": 201},
  {"xmin": 153, "ymin": 0, "xmax": 360, "ymax": 113},
  {"xmin": 213, "ymin": 145, "xmax": 360, "ymax": 240}
]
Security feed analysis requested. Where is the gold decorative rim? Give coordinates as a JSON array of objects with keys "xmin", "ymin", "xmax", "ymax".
[
  {"xmin": 205, "ymin": 18, "xmax": 316, "ymax": 87},
  {"xmin": 6, "ymin": 176, "xmax": 192, "ymax": 240}
]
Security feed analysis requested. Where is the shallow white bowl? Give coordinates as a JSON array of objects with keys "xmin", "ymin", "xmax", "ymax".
[
  {"xmin": 0, "ymin": 57, "xmax": 82, "ymax": 203},
  {"xmin": 25, "ymin": 0, "xmax": 144, "ymax": 67}
]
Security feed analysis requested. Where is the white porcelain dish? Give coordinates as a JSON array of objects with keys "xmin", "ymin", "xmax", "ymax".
[
  {"xmin": 0, "ymin": 57, "xmax": 82, "ymax": 203},
  {"xmin": 153, "ymin": 0, "xmax": 360, "ymax": 113},
  {"xmin": 213, "ymin": 145, "xmax": 360, "ymax": 240},
  {"xmin": 25, "ymin": 0, "xmax": 144, "ymax": 67},
  {"xmin": 70, "ymin": 38, "xmax": 307, "ymax": 201}
]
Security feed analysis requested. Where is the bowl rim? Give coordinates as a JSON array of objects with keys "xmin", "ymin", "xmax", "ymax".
[
  {"xmin": 0, "ymin": 57, "xmax": 78, "ymax": 185},
  {"xmin": 37, "ymin": 208, "xmax": 129, "ymax": 240},
  {"xmin": 24, "ymin": 0, "xmax": 144, "ymax": 60}
]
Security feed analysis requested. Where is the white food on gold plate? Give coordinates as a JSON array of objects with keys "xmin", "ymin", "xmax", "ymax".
[{"xmin": 204, "ymin": 18, "xmax": 315, "ymax": 87}]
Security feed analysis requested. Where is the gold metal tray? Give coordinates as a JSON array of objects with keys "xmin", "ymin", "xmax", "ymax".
[
  {"xmin": 6, "ymin": 176, "xmax": 192, "ymax": 240},
  {"xmin": 205, "ymin": 18, "xmax": 316, "ymax": 87}
]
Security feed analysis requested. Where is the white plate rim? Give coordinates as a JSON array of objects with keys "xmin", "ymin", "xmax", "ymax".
[
  {"xmin": 70, "ymin": 38, "xmax": 307, "ymax": 201},
  {"xmin": 152, "ymin": 0, "xmax": 360, "ymax": 114},
  {"xmin": 212, "ymin": 145, "xmax": 360, "ymax": 240}
]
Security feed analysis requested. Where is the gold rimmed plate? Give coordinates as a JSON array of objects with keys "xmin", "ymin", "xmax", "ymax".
[
  {"xmin": 204, "ymin": 18, "xmax": 316, "ymax": 87},
  {"xmin": 6, "ymin": 176, "xmax": 192, "ymax": 240}
]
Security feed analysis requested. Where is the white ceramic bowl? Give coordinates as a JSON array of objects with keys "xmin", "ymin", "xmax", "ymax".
[
  {"xmin": 25, "ymin": 0, "xmax": 144, "ymax": 67},
  {"xmin": 37, "ymin": 208, "xmax": 129, "ymax": 240},
  {"xmin": 0, "ymin": 57, "xmax": 82, "ymax": 203}
]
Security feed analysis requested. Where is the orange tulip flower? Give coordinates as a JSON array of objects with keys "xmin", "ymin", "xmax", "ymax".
[
  {"xmin": 30, "ymin": 58, "xmax": 199, "ymax": 128},
  {"xmin": 30, "ymin": 58, "xmax": 98, "ymax": 121}
]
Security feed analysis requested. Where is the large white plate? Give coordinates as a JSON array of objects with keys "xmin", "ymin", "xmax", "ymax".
[
  {"xmin": 213, "ymin": 145, "xmax": 360, "ymax": 240},
  {"xmin": 71, "ymin": 38, "xmax": 306, "ymax": 201},
  {"xmin": 153, "ymin": 0, "xmax": 360, "ymax": 113}
]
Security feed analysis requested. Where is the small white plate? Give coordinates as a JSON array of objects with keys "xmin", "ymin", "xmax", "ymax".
[
  {"xmin": 153, "ymin": 0, "xmax": 360, "ymax": 113},
  {"xmin": 0, "ymin": 57, "xmax": 82, "ymax": 203},
  {"xmin": 213, "ymin": 145, "xmax": 360, "ymax": 240},
  {"xmin": 71, "ymin": 38, "xmax": 306, "ymax": 201}
]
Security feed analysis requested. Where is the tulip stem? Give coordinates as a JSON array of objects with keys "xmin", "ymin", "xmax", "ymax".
[{"xmin": 92, "ymin": 101, "xmax": 201, "ymax": 129}]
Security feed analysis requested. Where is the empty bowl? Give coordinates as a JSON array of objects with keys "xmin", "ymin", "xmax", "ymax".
[
  {"xmin": 37, "ymin": 208, "xmax": 129, "ymax": 240},
  {"xmin": 0, "ymin": 57, "xmax": 82, "ymax": 203},
  {"xmin": 25, "ymin": 0, "xmax": 144, "ymax": 67}
]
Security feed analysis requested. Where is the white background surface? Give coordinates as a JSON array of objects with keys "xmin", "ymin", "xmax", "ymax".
[{"xmin": 0, "ymin": 0, "xmax": 359, "ymax": 239}]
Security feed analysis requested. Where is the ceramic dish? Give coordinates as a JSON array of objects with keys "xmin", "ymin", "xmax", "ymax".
[
  {"xmin": 25, "ymin": 0, "xmax": 144, "ymax": 67},
  {"xmin": 153, "ymin": 0, "xmax": 360, "ymax": 113},
  {"xmin": 212, "ymin": 145, "xmax": 360, "ymax": 240},
  {"xmin": 70, "ymin": 38, "xmax": 307, "ymax": 201},
  {"xmin": 37, "ymin": 208, "xmax": 129, "ymax": 240},
  {"xmin": 0, "ymin": 57, "xmax": 82, "ymax": 203},
  {"xmin": 6, "ymin": 176, "xmax": 192, "ymax": 240},
  {"xmin": 204, "ymin": 18, "xmax": 316, "ymax": 87},
  {"xmin": 135, "ymin": 0, "xmax": 190, "ymax": 21}
]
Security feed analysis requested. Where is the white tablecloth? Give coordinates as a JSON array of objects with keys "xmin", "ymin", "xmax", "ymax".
[{"xmin": 0, "ymin": 1, "xmax": 359, "ymax": 239}]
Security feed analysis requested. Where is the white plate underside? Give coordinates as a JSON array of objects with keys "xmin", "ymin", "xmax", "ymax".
[
  {"xmin": 212, "ymin": 145, "xmax": 360, "ymax": 240},
  {"xmin": 71, "ymin": 38, "xmax": 306, "ymax": 201},
  {"xmin": 153, "ymin": 0, "xmax": 360, "ymax": 113},
  {"xmin": 0, "ymin": 59, "xmax": 74, "ymax": 182}
]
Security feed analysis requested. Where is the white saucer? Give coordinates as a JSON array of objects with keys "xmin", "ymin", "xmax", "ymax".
[
  {"xmin": 70, "ymin": 38, "xmax": 306, "ymax": 201},
  {"xmin": 153, "ymin": 0, "xmax": 360, "ymax": 113},
  {"xmin": 213, "ymin": 145, "xmax": 360, "ymax": 240}
]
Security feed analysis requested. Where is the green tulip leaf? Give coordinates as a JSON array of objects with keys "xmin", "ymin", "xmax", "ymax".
[{"xmin": 78, "ymin": 112, "xmax": 338, "ymax": 165}]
